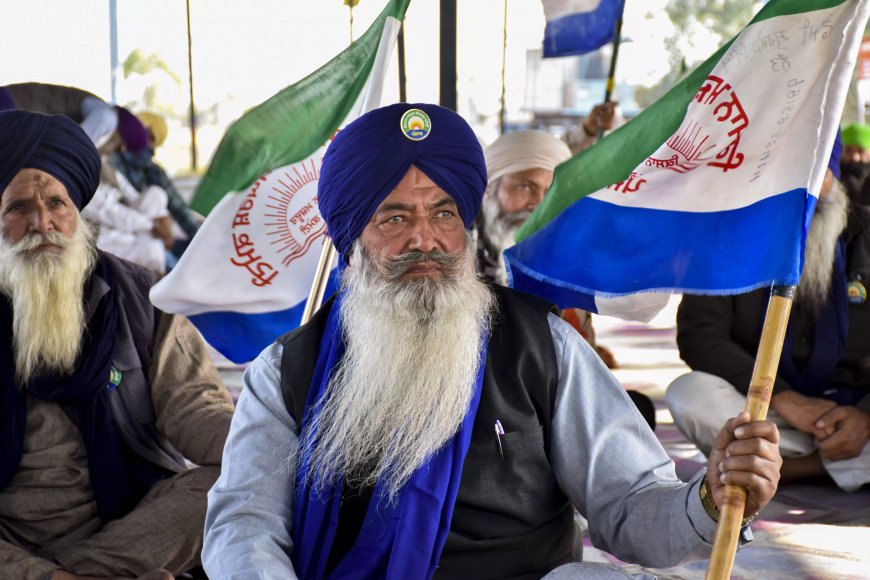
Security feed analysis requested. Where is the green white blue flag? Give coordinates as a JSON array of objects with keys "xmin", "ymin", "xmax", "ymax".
[
  {"xmin": 151, "ymin": 0, "xmax": 409, "ymax": 362},
  {"xmin": 508, "ymin": 0, "xmax": 869, "ymax": 321}
]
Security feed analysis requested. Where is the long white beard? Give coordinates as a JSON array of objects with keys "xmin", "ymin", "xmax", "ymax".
[
  {"xmin": 300, "ymin": 233, "xmax": 495, "ymax": 503},
  {"xmin": 0, "ymin": 219, "xmax": 97, "ymax": 385},
  {"xmin": 799, "ymin": 181, "xmax": 849, "ymax": 315},
  {"xmin": 479, "ymin": 185, "xmax": 531, "ymax": 285}
]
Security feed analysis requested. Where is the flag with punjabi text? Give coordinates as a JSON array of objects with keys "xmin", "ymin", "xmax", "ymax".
[
  {"xmin": 508, "ymin": 0, "xmax": 870, "ymax": 322},
  {"xmin": 150, "ymin": 0, "xmax": 408, "ymax": 363}
]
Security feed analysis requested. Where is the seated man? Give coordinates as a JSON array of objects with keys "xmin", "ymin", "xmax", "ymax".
[
  {"xmin": 478, "ymin": 129, "xmax": 617, "ymax": 362},
  {"xmin": 109, "ymin": 109, "xmax": 201, "ymax": 250},
  {"xmin": 667, "ymin": 144, "xmax": 870, "ymax": 492},
  {"xmin": 86, "ymin": 107, "xmax": 179, "ymax": 275},
  {"xmin": 479, "ymin": 129, "xmax": 661, "ymax": 430},
  {"xmin": 203, "ymin": 103, "xmax": 781, "ymax": 578},
  {"xmin": 0, "ymin": 110, "xmax": 235, "ymax": 579}
]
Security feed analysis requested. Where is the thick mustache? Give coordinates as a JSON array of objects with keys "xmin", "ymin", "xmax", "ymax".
[
  {"xmin": 14, "ymin": 231, "xmax": 71, "ymax": 252},
  {"xmin": 384, "ymin": 249, "xmax": 462, "ymax": 278}
]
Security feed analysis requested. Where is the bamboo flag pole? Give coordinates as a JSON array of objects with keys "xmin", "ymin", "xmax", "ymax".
[
  {"xmin": 301, "ymin": 238, "xmax": 338, "ymax": 325},
  {"xmin": 705, "ymin": 284, "xmax": 796, "ymax": 580}
]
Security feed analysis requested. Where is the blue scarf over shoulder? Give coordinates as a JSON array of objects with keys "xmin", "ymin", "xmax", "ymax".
[{"xmin": 291, "ymin": 291, "xmax": 488, "ymax": 579}]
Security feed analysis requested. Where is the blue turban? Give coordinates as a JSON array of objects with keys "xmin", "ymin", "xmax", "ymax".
[
  {"xmin": 0, "ymin": 87, "xmax": 14, "ymax": 111},
  {"xmin": 318, "ymin": 103, "xmax": 486, "ymax": 261},
  {"xmin": 828, "ymin": 128, "xmax": 843, "ymax": 180},
  {"xmin": 0, "ymin": 110, "xmax": 101, "ymax": 210}
]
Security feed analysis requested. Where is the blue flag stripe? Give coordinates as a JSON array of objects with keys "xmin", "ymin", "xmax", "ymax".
[
  {"xmin": 506, "ymin": 189, "xmax": 816, "ymax": 310},
  {"xmin": 189, "ymin": 302, "xmax": 309, "ymax": 364},
  {"xmin": 542, "ymin": 0, "xmax": 623, "ymax": 58},
  {"xmin": 189, "ymin": 273, "xmax": 340, "ymax": 364}
]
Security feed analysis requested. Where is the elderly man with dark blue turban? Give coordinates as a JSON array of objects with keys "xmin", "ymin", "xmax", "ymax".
[
  {"xmin": 0, "ymin": 110, "xmax": 235, "ymax": 580},
  {"xmin": 204, "ymin": 103, "xmax": 781, "ymax": 579}
]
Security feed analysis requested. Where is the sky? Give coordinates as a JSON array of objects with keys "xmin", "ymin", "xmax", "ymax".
[{"xmin": 1, "ymin": 0, "xmax": 716, "ymax": 173}]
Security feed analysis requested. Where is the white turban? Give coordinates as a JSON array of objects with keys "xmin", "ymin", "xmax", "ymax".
[{"xmin": 484, "ymin": 130, "xmax": 572, "ymax": 188}]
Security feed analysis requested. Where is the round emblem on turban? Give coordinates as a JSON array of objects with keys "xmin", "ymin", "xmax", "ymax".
[{"xmin": 400, "ymin": 108, "xmax": 431, "ymax": 141}]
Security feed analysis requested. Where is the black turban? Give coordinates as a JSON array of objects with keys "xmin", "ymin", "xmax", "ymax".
[
  {"xmin": 318, "ymin": 103, "xmax": 487, "ymax": 261},
  {"xmin": 0, "ymin": 110, "xmax": 101, "ymax": 209}
]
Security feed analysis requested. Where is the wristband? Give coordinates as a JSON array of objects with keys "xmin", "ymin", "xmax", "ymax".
[{"xmin": 699, "ymin": 477, "xmax": 756, "ymax": 527}]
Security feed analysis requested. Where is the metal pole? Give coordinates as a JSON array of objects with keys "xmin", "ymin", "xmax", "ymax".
[
  {"xmin": 600, "ymin": 0, "xmax": 626, "ymax": 138},
  {"xmin": 498, "ymin": 0, "xmax": 508, "ymax": 135},
  {"xmin": 439, "ymin": 0, "xmax": 457, "ymax": 111},
  {"xmin": 603, "ymin": 0, "xmax": 625, "ymax": 104},
  {"xmin": 185, "ymin": 0, "xmax": 198, "ymax": 171},
  {"xmin": 109, "ymin": 0, "xmax": 118, "ymax": 103},
  {"xmin": 398, "ymin": 22, "xmax": 407, "ymax": 103},
  {"xmin": 705, "ymin": 285, "xmax": 796, "ymax": 580}
]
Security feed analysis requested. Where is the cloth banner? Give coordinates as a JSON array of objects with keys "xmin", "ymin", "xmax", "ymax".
[
  {"xmin": 150, "ymin": 0, "xmax": 408, "ymax": 363},
  {"xmin": 509, "ymin": 0, "xmax": 870, "ymax": 322},
  {"xmin": 542, "ymin": 0, "xmax": 624, "ymax": 58}
]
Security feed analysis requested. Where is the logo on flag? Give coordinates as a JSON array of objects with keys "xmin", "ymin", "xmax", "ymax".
[{"xmin": 230, "ymin": 159, "xmax": 326, "ymax": 289}]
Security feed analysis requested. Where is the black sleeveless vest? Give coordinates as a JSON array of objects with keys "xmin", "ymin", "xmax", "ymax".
[{"xmin": 278, "ymin": 285, "xmax": 578, "ymax": 579}]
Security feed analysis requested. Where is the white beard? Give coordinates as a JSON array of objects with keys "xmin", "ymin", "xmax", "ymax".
[
  {"xmin": 798, "ymin": 180, "xmax": 849, "ymax": 316},
  {"xmin": 0, "ymin": 217, "xmax": 97, "ymax": 385},
  {"xmin": 479, "ymin": 185, "xmax": 531, "ymax": 286},
  {"xmin": 299, "ymin": 233, "xmax": 495, "ymax": 503}
]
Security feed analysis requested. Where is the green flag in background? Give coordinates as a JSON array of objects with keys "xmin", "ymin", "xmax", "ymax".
[{"xmin": 191, "ymin": 0, "xmax": 411, "ymax": 215}]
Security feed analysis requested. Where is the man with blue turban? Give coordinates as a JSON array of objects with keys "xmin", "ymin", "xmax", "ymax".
[
  {"xmin": 0, "ymin": 110, "xmax": 234, "ymax": 579},
  {"xmin": 204, "ymin": 103, "xmax": 781, "ymax": 579}
]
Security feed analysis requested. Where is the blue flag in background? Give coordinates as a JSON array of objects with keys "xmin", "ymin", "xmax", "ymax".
[{"xmin": 542, "ymin": 0, "xmax": 624, "ymax": 58}]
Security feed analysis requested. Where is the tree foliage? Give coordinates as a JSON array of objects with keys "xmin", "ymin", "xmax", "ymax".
[{"xmin": 123, "ymin": 49, "xmax": 181, "ymax": 84}]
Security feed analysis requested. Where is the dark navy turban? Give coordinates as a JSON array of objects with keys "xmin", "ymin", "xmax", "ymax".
[
  {"xmin": 318, "ymin": 103, "xmax": 487, "ymax": 261},
  {"xmin": 0, "ymin": 110, "xmax": 101, "ymax": 210}
]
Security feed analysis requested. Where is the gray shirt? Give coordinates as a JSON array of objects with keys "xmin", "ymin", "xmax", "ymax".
[{"xmin": 204, "ymin": 314, "xmax": 718, "ymax": 579}]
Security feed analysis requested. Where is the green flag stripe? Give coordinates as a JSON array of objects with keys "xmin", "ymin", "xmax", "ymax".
[
  {"xmin": 516, "ymin": 0, "xmax": 848, "ymax": 242},
  {"xmin": 191, "ymin": 0, "xmax": 410, "ymax": 215}
]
